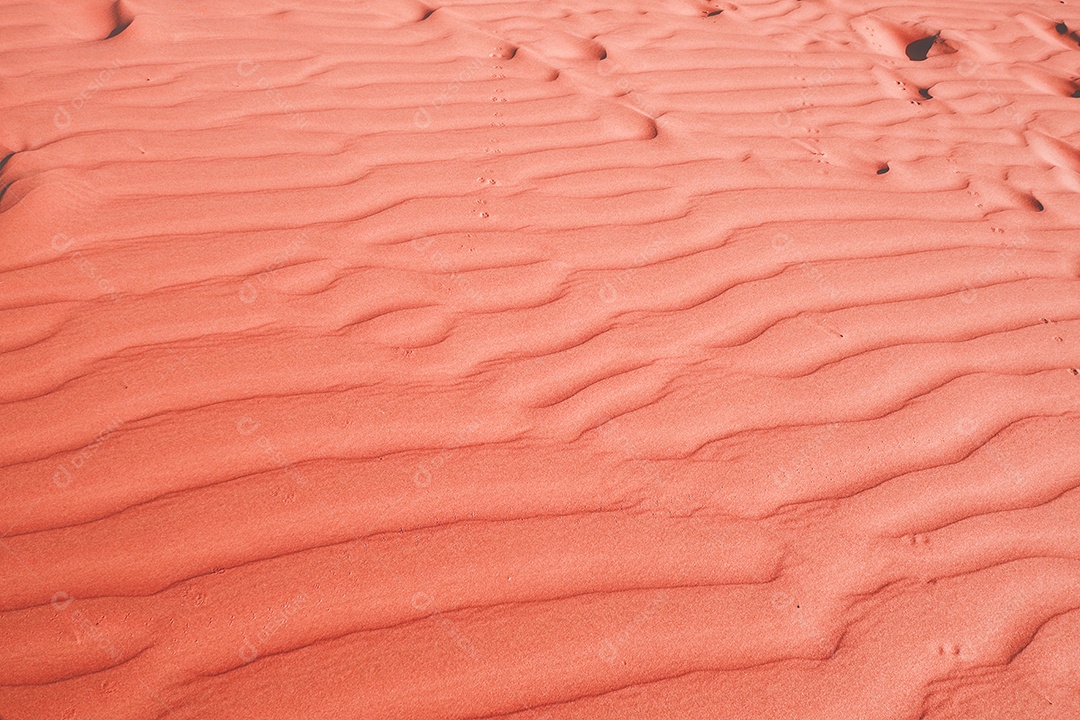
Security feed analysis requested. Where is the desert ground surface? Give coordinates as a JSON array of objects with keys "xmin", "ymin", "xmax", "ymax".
[{"xmin": 1, "ymin": 0, "xmax": 1079, "ymax": 718}]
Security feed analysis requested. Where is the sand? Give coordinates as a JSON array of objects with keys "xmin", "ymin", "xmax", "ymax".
[{"xmin": 1, "ymin": 0, "xmax": 1079, "ymax": 718}]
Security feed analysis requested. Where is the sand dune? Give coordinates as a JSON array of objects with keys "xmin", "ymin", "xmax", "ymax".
[{"xmin": 1, "ymin": 0, "xmax": 1079, "ymax": 718}]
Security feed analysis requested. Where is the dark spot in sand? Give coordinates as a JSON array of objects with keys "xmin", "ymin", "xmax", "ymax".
[
  {"xmin": 876, "ymin": 164, "xmax": 890, "ymax": 175},
  {"xmin": 707, "ymin": 9, "xmax": 723, "ymax": 16},
  {"xmin": 918, "ymin": 88, "xmax": 933, "ymax": 99},
  {"xmin": 906, "ymin": 35, "xmax": 938, "ymax": 61},
  {"xmin": 0, "ymin": 152, "xmax": 12, "ymax": 177},
  {"xmin": 106, "ymin": 1, "xmax": 133, "ymax": 39},
  {"xmin": 1071, "ymin": 88, "xmax": 1080, "ymax": 98},
  {"xmin": 106, "ymin": 19, "xmax": 130, "ymax": 38},
  {"xmin": 1071, "ymin": 368, "xmax": 1078, "ymax": 375},
  {"xmin": 1056, "ymin": 22, "xmax": 1069, "ymax": 34},
  {"xmin": 1033, "ymin": 197, "xmax": 1044, "ymax": 211}
]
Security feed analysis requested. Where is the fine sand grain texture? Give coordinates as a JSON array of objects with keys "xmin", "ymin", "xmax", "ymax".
[{"xmin": 1, "ymin": 0, "xmax": 1079, "ymax": 718}]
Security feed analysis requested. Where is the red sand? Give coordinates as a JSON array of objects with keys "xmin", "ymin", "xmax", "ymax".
[{"xmin": 1, "ymin": 0, "xmax": 1079, "ymax": 718}]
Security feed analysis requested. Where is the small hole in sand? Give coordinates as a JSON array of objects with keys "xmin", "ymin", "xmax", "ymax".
[
  {"xmin": 106, "ymin": 18, "xmax": 131, "ymax": 38},
  {"xmin": 906, "ymin": 35, "xmax": 938, "ymax": 61},
  {"xmin": 876, "ymin": 165, "xmax": 890, "ymax": 175},
  {"xmin": 1057, "ymin": 22, "xmax": 1069, "ymax": 34},
  {"xmin": 106, "ymin": 1, "xmax": 133, "ymax": 39},
  {"xmin": 918, "ymin": 88, "xmax": 933, "ymax": 99}
]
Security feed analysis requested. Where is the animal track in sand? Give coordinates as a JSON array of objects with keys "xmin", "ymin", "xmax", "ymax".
[{"xmin": 908, "ymin": 533, "xmax": 930, "ymax": 547}]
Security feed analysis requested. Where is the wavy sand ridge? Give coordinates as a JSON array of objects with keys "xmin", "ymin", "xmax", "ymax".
[{"xmin": 1, "ymin": 0, "xmax": 1078, "ymax": 718}]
